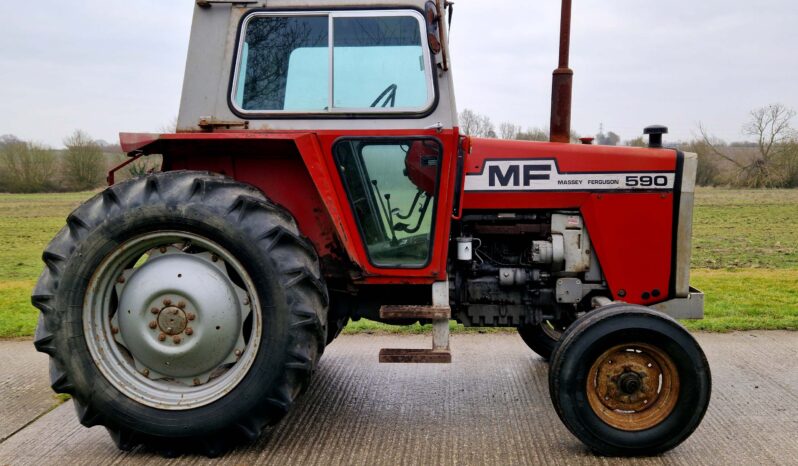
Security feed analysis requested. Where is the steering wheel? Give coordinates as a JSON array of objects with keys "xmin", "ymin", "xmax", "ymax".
[{"xmin": 371, "ymin": 84, "xmax": 398, "ymax": 108}]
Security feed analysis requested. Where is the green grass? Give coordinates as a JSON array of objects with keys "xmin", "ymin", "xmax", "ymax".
[
  {"xmin": 0, "ymin": 191, "xmax": 95, "ymax": 282},
  {"xmin": 0, "ymin": 281, "xmax": 37, "ymax": 338},
  {"xmin": 692, "ymin": 189, "xmax": 798, "ymax": 269},
  {"xmin": 0, "ymin": 188, "xmax": 796, "ymax": 338},
  {"xmin": 684, "ymin": 269, "xmax": 798, "ymax": 331}
]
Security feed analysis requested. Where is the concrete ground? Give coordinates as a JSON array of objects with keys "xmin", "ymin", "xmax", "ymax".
[{"xmin": 0, "ymin": 332, "xmax": 796, "ymax": 465}]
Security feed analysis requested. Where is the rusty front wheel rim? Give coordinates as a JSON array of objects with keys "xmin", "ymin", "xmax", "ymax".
[{"xmin": 586, "ymin": 343, "xmax": 680, "ymax": 431}]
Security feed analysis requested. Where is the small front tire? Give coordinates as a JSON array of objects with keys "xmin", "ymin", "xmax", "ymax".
[{"xmin": 549, "ymin": 304, "xmax": 711, "ymax": 456}]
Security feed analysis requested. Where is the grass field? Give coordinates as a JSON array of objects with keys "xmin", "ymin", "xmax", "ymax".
[{"xmin": 0, "ymin": 189, "xmax": 796, "ymax": 338}]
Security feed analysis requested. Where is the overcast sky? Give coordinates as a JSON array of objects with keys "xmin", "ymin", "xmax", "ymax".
[{"xmin": 0, "ymin": 1, "xmax": 795, "ymax": 148}]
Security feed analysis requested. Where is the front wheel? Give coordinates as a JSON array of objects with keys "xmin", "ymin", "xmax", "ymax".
[
  {"xmin": 548, "ymin": 304, "xmax": 711, "ymax": 456},
  {"xmin": 32, "ymin": 171, "xmax": 328, "ymax": 456}
]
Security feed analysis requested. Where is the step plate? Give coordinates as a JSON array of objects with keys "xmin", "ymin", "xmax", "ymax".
[
  {"xmin": 379, "ymin": 305, "xmax": 451, "ymax": 320},
  {"xmin": 379, "ymin": 348, "xmax": 452, "ymax": 364}
]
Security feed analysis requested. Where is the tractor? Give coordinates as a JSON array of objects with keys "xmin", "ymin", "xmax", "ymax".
[{"xmin": 33, "ymin": 0, "xmax": 711, "ymax": 457}]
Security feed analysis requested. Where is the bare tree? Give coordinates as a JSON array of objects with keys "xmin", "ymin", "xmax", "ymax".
[
  {"xmin": 700, "ymin": 104, "xmax": 797, "ymax": 188},
  {"xmin": 459, "ymin": 109, "xmax": 496, "ymax": 138},
  {"xmin": 0, "ymin": 139, "xmax": 57, "ymax": 192},
  {"xmin": 499, "ymin": 122, "xmax": 521, "ymax": 140},
  {"xmin": 64, "ymin": 130, "xmax": 105, "ymax": 191},
  {"xmin": 160, "ymin": 116, "xmax": 178, "ymax": 133}
]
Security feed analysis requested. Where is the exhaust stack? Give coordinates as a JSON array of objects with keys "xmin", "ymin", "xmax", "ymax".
[{"xmin": 550, "ymin": 0, "xmax": 573, "ymax": 143}]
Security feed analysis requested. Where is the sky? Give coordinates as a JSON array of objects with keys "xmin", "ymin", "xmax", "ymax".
[{"xmin": 0, "ymin": 0, "xmax": 796, "ymax": 148}]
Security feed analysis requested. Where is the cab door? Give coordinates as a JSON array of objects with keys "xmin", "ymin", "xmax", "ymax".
[{"xmin": 228, "ymin": 8, "xmax": 459, "ymax": 282}]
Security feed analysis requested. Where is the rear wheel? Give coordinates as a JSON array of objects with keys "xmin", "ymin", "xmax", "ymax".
[
  {"xmin": 32, "ymin": 171, "xmax": 328, "ymax": 456},
  {"xmin": 548, "ymin": 304, "xmax": 711, "ymax": 456},
  {"xmin": 517, "ymin": 318, "xmax": 570, "ymax": 361}
]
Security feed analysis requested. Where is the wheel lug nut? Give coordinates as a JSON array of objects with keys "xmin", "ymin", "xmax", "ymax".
[
  {"xmin": 193, "ymin": 378, "xmax": 201, "ymax": 386},
  {"xmin": 243, "ymin": 297, "xmax": 250, "ymax": 306},
  {"xmin": 177, "ymin": 300, "xmax": 187, "ymax": 309},
  {"xmin": 149, "ymin": 321, "xmax": 157, "ymax": 329},
  {"xmin": 185, "ymin": 327, "xmax": 194, "ymax": 336},
  {"xmin": 187, "ymin": 313, "xmax": 196, "ymax": 321},
  {"xmin": 117, "ymin": 275, "xmax": 125, "ymax": 284},
  {"xmin": 111, "ymin": 326, "xmax": 119, "ymax": 335},
  {"xmin": 235, "ymin": 349, "xmax": 243, "ymax": 357},
  {"xmin": 173, "ymin": 336, "xmax": 182, "ymax": 344},
  {"xmin": 159, "ymin": 246, "xmax": 167, "ymax": 253},
  {"xmin": 158, "ymin": 333, "xmax": 167, "ymax": 342},
  {"xmin": 211, "ymin": 254, "xmax": 219, "ymax": 262},
  {"xmin": 163, "ymin": 298, "xmax": 172, "ymax": 306},
  {"xmin": 151, "ymin": 307, "xmax": 160, "ymax": 314},
  {"xmin": 142, "ymin": 369, "xmax": 150, "ymax": 377}
]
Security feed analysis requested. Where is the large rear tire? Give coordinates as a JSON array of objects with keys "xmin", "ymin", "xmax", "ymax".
[
  {"xmin": 32, "ymin": 171, "xmax": 328, "ymax": 456},
  {"xmin": 548, "ymin": 304, "xmax": 711, "ymax": 456}
]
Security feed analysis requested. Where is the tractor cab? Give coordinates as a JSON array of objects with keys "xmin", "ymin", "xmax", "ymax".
[{"xmin": 178, "ymin": 2, "xmax": 455, "ymax": 129}]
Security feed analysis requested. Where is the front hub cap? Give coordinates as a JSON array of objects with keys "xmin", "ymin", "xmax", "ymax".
[
  {"xmin": 84, "ymin": 232, "xmax": 262, "ymax": 410},
  {"xmin": 586, "ymin": 343, "xmax": 680, "ymax": 431}
]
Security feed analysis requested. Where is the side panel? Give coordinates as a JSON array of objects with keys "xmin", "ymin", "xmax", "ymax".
[
  {"xmin": 462, "ymin": 138, "xmax": 679, "ymax": 305},
  {"xmin": 136, "ymin": 129, "xmax": 459, "ymax": 284}
]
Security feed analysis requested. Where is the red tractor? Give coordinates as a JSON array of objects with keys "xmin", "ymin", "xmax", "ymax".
[{"xmin": 33, "ymin": 0, "xmax": 710, "ymax": 457}]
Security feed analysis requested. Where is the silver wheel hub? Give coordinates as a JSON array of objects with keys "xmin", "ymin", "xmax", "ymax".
[{"xmin": 112, "ymin": 249, "xmax": 249, "ymax": 384}]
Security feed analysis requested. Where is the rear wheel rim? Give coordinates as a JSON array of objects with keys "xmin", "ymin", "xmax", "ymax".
[
  {"xmin": 84, "ymin": 231, "xmax": 262, "ymax": 410},
  {"xmin": 586, "ymin": 343, "xmax": 680, "ymax": 431}
]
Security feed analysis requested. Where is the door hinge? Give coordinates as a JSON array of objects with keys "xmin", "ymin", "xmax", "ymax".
[
  {"xmin": 198, "ymin": 117, "xmax": 249, "ymax": 131},
  {"xmin": 197, "ymin": 0, "xmax": 259, "ymax": 9}
]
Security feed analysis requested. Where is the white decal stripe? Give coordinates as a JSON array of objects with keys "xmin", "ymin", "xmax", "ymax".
[{"xmin": 464, "ymin": 160, "xmax": 675, "ymax": 192}]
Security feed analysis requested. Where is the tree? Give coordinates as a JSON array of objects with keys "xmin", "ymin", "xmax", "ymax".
[
  {"xmin": 0, "ymin": 134, "xmax": 22, "ymax": 148},
  {"xmin": 625, "ymin": 136, "xmax": 647, "ymax": 147},
  {"xmin": 499, "ymin": 122, "xmax": 521, "ymax": 140},
  {"xmin": 64, "ymin": 130, "xmax": 105, "ymax": 191},
  {"xmin": 516, "ymin": 127, "xmax": 549, "ymax": 142},
  {"xmin": 0, "ymin": 139, "xmax": 57, "ymax": 192},
  {"xmin": 679, "ymin": 140, "xmax": 720, "ymax": 186},
  {"xmin": 597, "ymin": 131, "xmax": 621, "ymax": 146},
  {"xmin": 160, "ymin": 116, "xmax": 178, "ymax": 133},
  {"xmin": 459, "ymin": 109, "xmax": 496, "ymax": 138},
  {"xmin": 700, "ymin": 104, "xmax": 798, "ymax": 188}
]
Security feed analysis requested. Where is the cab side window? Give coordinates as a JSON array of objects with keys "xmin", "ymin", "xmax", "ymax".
[{"xmin": 335, "ymin": 139, "xmax": 441, "ymax": 267}]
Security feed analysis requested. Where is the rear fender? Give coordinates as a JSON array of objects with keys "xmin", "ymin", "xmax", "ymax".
[{"xmin": 117, "ymin": 132, "xmax": 357, "ymax": 277}]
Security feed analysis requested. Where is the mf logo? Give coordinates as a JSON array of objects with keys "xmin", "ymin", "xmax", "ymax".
[{"xmin": 488, "ymin": 164, "xmax": 551, "ymax": 187}]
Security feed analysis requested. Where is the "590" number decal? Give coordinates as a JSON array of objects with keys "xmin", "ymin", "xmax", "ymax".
[{"xmin": 625, "ymin": 175, "xmax": 670, "ymax": 187}]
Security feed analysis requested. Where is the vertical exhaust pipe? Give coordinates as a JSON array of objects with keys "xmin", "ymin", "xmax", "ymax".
[{"xmin": 550, "ymin": 0, "xmax": 573, "ymax": 143}]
